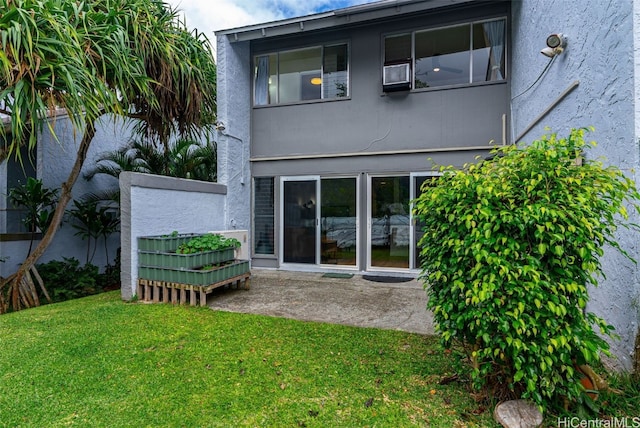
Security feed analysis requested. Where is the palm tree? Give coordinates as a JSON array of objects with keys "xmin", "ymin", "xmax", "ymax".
[
  {"xmin": 0, "ymin": 0, "xmax": 217, "ymax": 313},
  {"xmin": 84, "ymin": 138, "xmax": 217, "ymax": 182}
]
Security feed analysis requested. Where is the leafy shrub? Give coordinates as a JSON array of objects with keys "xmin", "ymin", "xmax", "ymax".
[
  {"xmin": 97, "ymin": 248, "xmax": 121, "ymax": 291},
  {"xmin": 36, "ymin": 258, "xmax": 101, "ymax": 302},
  {"xmin": 67, "ymin": 199, "xmax": 120, "ymax": 264},
  {"xmin": 177, "ymin": 233, "xmax": 241, "ymax": 254},
  {"xmin": 8, "ymin": 177, "xmax": 59, "ymax": 255},
  {"xmin": 413, "ymin": 129, "xmax": 640, "ymax": 409}
]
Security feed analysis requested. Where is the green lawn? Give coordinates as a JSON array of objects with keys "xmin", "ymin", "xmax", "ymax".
[{"xmin": 0, "ymin": 292, "xmax": 496, "ymax": 427}]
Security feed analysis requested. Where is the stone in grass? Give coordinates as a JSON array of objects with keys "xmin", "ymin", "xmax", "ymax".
[{"xmin": 494, "ymin": 400, "xmax": 543, "ymax": 428}]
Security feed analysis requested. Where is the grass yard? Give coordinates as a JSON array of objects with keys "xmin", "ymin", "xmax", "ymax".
[{"xmin": 0, "ymin": 291, "xmax": 495, "ymax": 427}]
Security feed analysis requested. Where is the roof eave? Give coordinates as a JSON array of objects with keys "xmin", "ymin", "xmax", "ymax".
[{"xmin": 215, "ymin": 0, "xmax": 479, "ymax": 42}]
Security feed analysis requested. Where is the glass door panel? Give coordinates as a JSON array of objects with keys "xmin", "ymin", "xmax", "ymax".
[
  {"xmin": 320, "ymin": 178, "xmax": 357, "ymax": 266},
  {"xmin": 369, "ymin": 176, "xmax": 410, "ymax": 269},
  {"xmin": 282, "ymin": 179, "xmax": 318, "ymax": 264},
  {"xmin": 411, "ymin": 173, "xmax": 440, "ymax": 270}
]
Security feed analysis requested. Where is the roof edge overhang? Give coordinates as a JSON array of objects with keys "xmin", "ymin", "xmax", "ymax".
[{"xmin": 215, "ymin": 0, "xmax": 481, "ymax": 42}]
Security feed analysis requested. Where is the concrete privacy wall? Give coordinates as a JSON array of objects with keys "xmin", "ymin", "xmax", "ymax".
[
  {"xmin": 511, "ymin": 0, "xmax": 640, "ymax": 371},
  {"xmin": 119, "ymin": 172, "xmax": 229, "ymax": 299}
]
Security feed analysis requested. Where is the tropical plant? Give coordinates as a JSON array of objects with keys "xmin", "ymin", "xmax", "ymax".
[
  {"xmin": 7, "ymin": 177, "xmax": 59, "ymax": 256},
  {"xmin": 84, "ymin": 138, "xmax": 217, "ymax": 183},
  {"xmin": 67, "ymin": 200, "xmax": 120, "ymax": 264},
  {"xmin": 413, "ymin": 129, "xmax": 640, "ymax": 410},
  {"xmin": 169, "ymin": 138, "xmax": 217, "ymax": 182},
  {"xmin": 0, "ymin": 0, "xmax": 217, "ymax": 313}
]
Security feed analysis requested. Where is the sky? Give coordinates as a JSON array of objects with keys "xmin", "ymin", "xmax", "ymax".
[{"xmin": 167, "ymin": 0, "xmax": 380, "ymax": 41}]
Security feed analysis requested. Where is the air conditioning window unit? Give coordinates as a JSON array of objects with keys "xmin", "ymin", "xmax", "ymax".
[{"xmin": 383, "ymin": 62, "xmax": 411, "ymax": 92}]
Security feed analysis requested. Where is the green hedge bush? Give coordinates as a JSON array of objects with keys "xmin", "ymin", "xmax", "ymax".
[
  {"xmin": 36, "ymin": 258, "xmax": 101, "ymax": 302},
  {"xmin": 413, "ymin": 129, "xmax": 640, "ymax": 409}
]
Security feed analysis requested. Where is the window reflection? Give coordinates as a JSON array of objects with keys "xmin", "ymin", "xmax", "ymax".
[
  {"xmin": 370, "ymin": 176, "xmax": 410, "ymax": 269},
  {"xmin": 385, "ymin": 18, "xmax": 506, "ymax": 90},
  {"xmin": 321, "ymin": 178, "xmax": 357, "ymax": 266},
  {"xmin": 254, "ymin": 43, "xmax": 349, "ymax": 105}
]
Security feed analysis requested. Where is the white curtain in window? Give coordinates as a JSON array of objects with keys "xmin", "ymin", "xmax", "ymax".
[
  {"xmin": 482, "ymin": 20, "xmax": 505, "ymax": 81},
  {"xmin": 254, "ymin": 56, "xmax": 270, "ymax": 105}
]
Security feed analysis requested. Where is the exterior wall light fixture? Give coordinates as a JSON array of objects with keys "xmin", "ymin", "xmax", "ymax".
[{"xmin": 541, "ymin": 33, "xmax": 567, "ymax": 57}]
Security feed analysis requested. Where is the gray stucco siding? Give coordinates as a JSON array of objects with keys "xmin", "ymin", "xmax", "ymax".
[
  {"xmin": 250, "ymin": 3, "xmax": 510, "ymax": 161},
  {"xmin": 252, "ymin": 83, "xmax": 508, "ymax": 160},
  {"xmin": 511, "ymin": 0, "xmax": 639, "ymax": 371}
]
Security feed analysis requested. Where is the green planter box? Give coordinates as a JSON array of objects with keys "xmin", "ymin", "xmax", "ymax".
[
  {"xmin": 139, "ymin": 260, "xmax": 250, "ymax": 286},
  {"xmin": 137, "ymin": 233, "xmax": 201, "ymax": 253},
  {"xmin": 138, "ymin": 248, "xmax": 235, "ymax": 270}
]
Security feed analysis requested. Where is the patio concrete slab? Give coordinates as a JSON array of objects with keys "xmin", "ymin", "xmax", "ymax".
[{"xmin": 207, "ymin": 269, "xmax": 435, "ymax": 335}]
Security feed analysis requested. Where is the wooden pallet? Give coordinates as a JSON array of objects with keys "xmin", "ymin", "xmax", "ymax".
[{"xmin": 137, "ymin": 272, "xmax": 251, "ymax": 307}]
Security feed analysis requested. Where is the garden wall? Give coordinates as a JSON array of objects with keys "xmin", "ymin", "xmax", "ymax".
[{"xmin": 119, "ymin": 172, "xmax": 236, "ymax": 300}]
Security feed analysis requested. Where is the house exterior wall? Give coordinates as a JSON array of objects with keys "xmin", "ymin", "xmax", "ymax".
[
  {"xmin": 250, "ymin": 3, "xmax": 509, "ymax": 160},
  {"xmin": 119, "ymin": 172, "xmax": 228, "ymax": 300},
  {"xmin": 1, "ymin": 115, "xmax": 128, "ymax": 277},
  {"xmin": 233, "ymin": 1, "xmax": 512, "ymax": 272},
  {"xmin": 511, "ymin": 0, "xmax": 640, "ymax": 371},
  {"xmin": 217, "ymin": 0, "xmax": 640, "ymax": 370},
  {"xmin": 216, "ymin": 36, "xmax": 252, "ymax": 236}
]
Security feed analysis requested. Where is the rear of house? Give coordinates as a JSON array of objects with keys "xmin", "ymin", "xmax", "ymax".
[
  {"xmin": 216, "ymin": 0, "xmax": 640, "ymax": 371},
  {"xmin": 216, "ymin": 0, "xmax": 509, "ymax": 275}
]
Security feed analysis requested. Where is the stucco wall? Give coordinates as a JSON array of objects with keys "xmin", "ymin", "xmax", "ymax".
[
  {"xmin": 250, "ymin": 2, "xmax": 509, "ymax": 160},
  {"xmin": 216, "ymin": 36, "xmax": 252, "ymax": 236},
  {"xmin": 1, "ymin": 115, "xmax": 128, "ymax": 277},
  {"xmin": 511, "ymin": 0, "xmax": 640, "ymax": 371},
  {"xmin": 119, "ymin": 172, "xmax": 228, "ymax": 299}
]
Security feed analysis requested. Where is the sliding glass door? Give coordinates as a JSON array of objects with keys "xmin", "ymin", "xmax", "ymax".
[
  {"xmin": 282, "ymin": 177, "xmax": 319, "ymax": 264},
  {"xmin": 279, "ymin": 174, "xmax": 438, "ymax": 270},
  {"xmin": 368, "ymin": 176, "xmax": 410, "ymax": 269},
  {"xmin": 320, "ymin": 177, "xmax": 358, "ymax": 266},
  {"xmin": 281, "ymin": 176, "xmax": 358, "ymax": 267}
]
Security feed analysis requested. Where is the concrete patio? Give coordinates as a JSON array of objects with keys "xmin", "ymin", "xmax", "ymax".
[{"xmin": 207, "ymin": 268, "xmax": 435, "ymax": 335}]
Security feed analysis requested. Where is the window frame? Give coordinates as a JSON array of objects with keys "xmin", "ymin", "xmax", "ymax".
[
  {"xmin": 383, "ymin": 16, "xmax": 508, "ymax": 93},
  {"xmin": 253, "ymin": 41, "xmax": 351, "ymax": 107},
  {"xmin": 252, "ymin": 176, "xmax": 276, "ymax": 257}
]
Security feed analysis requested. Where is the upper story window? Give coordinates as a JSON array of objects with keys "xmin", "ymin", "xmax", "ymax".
[
  {"xmin": 254, "ymin": 43, "xmax": 349, "ymax": 106},
  {"xmin": 384, "ymin": 18, "xmax": 506, "ymax": 90}
]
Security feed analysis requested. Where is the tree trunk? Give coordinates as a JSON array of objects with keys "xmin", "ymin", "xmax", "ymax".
[{"xmin": 0, "ymin": 120, "xmax": 97, "ymax": 312}]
